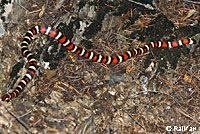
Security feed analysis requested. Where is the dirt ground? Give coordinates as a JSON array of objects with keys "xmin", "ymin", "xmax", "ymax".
[{"xmin": 0, "ymin": 0, "xmax": 200, "ymax": 133}]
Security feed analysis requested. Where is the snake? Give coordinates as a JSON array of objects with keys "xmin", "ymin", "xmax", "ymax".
[{"xmin": 2, "ymin": 25, "xmax": 198, "ymax": 102}]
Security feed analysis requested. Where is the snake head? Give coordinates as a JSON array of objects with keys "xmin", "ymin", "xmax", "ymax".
[{"xmin": 2, "ymin": 94, "xmax": 11, "ymax": 102}]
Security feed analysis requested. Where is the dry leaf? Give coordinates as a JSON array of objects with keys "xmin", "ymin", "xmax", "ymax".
[{"xmin": 183, "ymin": 74, "xmax": 192, "ymax": 83}]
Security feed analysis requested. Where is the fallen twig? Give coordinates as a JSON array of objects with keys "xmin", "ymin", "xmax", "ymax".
[
  {"xmin": 0, "ymin": 101, "xmax": 32, "ymax": 134},
  {"xmin": 183, "ymin": 0, "xmax": 200, "ymax": 4}
]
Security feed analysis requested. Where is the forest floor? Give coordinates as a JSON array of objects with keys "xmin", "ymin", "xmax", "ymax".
[{"xmin": 0, "ymin": 0, "xmax": 200, "ymax": 133}]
